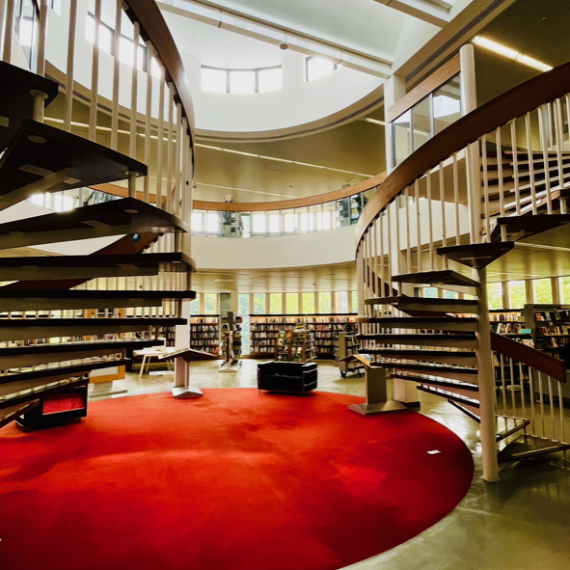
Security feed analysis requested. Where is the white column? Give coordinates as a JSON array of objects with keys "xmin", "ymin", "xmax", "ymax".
[{"xmin": 383, "ymin": 74, "xmax": 406, "ymax": 174}]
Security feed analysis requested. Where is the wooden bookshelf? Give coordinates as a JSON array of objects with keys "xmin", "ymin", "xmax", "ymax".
[
  {"xmin": 249, "ymin": 314, "xmax": 357, "ymax": 358},
  {"xmin": 190, "ymin": 315, "xmax": 220, "ymax": 356}
]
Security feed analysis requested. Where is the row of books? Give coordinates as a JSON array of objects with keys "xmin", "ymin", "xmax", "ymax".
[
  {"xmin": 535, "ymin": 310, "xmax": 570, "ymax": 322},
  {"xmin": 537, "ymin": 325, "xmax": 570, "ymax": 336}
]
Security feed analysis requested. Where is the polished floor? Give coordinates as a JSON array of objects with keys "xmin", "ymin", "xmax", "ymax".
[{"xmin": 90, "ymin": 360, "xmax": 570, "ymax": 570}]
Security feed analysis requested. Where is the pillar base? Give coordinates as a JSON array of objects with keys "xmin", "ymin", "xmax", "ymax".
[
  {"xmin": 172, "ymin": 386, "xmax": 203, "ymax": 399},
  {"xmin": 348, "ymin": 400, "xmax": 408, "ymax": 416}
]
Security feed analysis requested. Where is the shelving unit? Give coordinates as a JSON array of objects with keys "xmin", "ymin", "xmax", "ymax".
[
  {"xmin": 523, "ymin": 304, "xmax": 570, "ymax": 361},
  {"xmin": 190, "ymin": 315, "xmax": 220, "ymax": 356},
  {"xmin": 489, "ymin": 309, "xmax": 531, "ymax": 343},
  {"xmin": 220, "ymin": 312, "xmax": 242, "ymax": 367},
  {"xmin": 249, "ymin": 314, "xmax": 357, "ymax": 358},
  {"xmin": 274, "ymin": 327, "xmax": 315, "ymax": 362},
  {"xmin": 335, "ymin": 331, "xmax": 362, "ymax": 377}
]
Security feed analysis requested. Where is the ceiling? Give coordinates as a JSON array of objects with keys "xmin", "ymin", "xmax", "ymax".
[{"xmin": 191, "ymin": 261, "xmax": 357, "ymax": 292}]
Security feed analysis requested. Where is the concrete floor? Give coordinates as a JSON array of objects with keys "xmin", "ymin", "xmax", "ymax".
[{"xmin": 90, "ymin": 359, "xmax": 570, "ymax": 570}]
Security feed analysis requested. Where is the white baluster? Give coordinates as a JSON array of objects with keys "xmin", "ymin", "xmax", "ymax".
[
  {"xmin": 130, "ymin": 20, "xmax": 140, "ymax": 159},
  {"xmin": 64, "ymin": 0, "xmax": 78, "ymax": 132},
  {"xmin": 110, "ymin": 0, "xmax": 122, "ymax": 150},
  {"xmin": 144, "ymin": 42, "xmax": 154, "ymax": 204},
  {"xmin": 2, "ymin": 0, "xmax": 15, "ymax": 63},
  {"xmin": 88, "ymin": 0, "xmax": 101, "ymax": 142}
]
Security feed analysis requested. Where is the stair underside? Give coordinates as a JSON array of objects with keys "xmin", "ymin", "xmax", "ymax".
[
  {"xmin": 498, "ymin": 436, "xmax": 570, "ymax": 464},
  {"xmin": 437, "ymin": 242, "xmax": 515, "ymax": 269},
  {"xmin": 0, "ymin": 198, "xmax": 187, "ymax": 250},
  {"xmin": 0, "ymin": 357, "xmax": 130, "ymax": 385},
  {"xmin": 361, "ymin": 348, "xmax": 477, "ymax": 366},
  {"xmin": 364, "ymin": 295, "xmax": 479, "ymax": 314},
  {"xmin": 391, "ymin": 270, "xmax": 479, "ymax": 294},
  {"xmin": 0, "ymin": 252, "xmax": 196, "ymax": 281},
  {"xmin": 390, "ymin": 372, "xmax": 478, "ymax": 394},
  {"xmin": 0, "ymin": 400, "xmax": 40, "ymax": 430},
  {"xmin": 0, "ymin": 119, "xmax": 146, "ymax": 209},
  {"xmin": 489, "ymin": 213, "xmax": 570, "ymax": 243},
  {"xmin": 0, "ymin": 290, "xmax": 195, "ymax": 311},
  {"xmin": 356, "ymin": 316, "xmax": 478, "ymax": 332},
  {"xmin": 384, "ymin": 362, "xmax": 478, "ymax": 382},
  {"xmin": 357, "ymin": 334, "xmax": 477, "ymax": 348},
  {"xmin": 0, "ymin": 62, "xmax": 59, "ymax": 151}
]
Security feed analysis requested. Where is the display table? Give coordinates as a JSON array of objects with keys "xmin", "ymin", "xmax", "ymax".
[{"xmin": 134, "ymin": 346, "xmax": 177, "ymax": 378}]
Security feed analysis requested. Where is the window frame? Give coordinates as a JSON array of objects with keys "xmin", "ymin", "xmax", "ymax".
[{"xmin": 201, "ymin": 65, "xmax": 283, "ymax": 94}]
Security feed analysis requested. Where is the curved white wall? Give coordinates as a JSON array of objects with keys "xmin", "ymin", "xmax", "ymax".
[
  {"xmin": 184, "ymin": 53, "xmax": 383, "ymax": 133},
  {"xmin": 192, "ymin": 225, "xmax": 356, "ymax": 269}
]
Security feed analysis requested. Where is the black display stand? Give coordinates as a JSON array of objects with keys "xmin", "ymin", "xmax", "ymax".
[{"xmin": 257, "ymin": 361, "xmax": 318, "ymax": 395}]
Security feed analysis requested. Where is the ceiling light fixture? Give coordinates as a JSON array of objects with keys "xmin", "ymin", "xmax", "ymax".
[
  {"xmin": 195, "ymin": 182, "xmax": 295, "ymax": 199},
  {"xmin": 195, "ymin": 143, "xmax": 373, "ymax": 178},
  {"xmin": 363, "ymin": 118, "xmax": 385, "ymax": 126},
  {"xmin": 472, "ymin": 36, "xmax": 553, "ymax": 73}
]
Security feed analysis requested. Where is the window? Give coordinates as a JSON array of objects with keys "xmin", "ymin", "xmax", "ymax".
[
  {"xmin": 335, "ymin": 292, "xmax": 348, "ymax": 313},
  {"xmin": 411, "ymin": 97, "xmax": 431, "ymax": 151},
  {"xmin": 259, "ymin": 68, "xmax": 282, "ymax": 92},
  {"xmin": 85, "ymin": 14, "xmax": 113, "ymax": 55},
  {"xmin": 268, "ymin": 213, "xmax": 280, "ymax": 235},
  {"xmin": 253, "ymin": 294, "xmax": 266, "ymax": 314},
  {"xmin": 201, "ymin": 68, "xmax": 227, "ymax": 93},
  {"xmin": 285, "ymin": 293, "xmax": 299, "ymax": 314},
  {"xmin": 509, "ymin": 281, "xmax": 526, "ymax": 309},
  {"xmin": 190, "ymin": 295, "xmax": 201, "ymax": 315},
  {"xmin": 118, "ymin": 35, "xmax": 145, "ymax": 70},
  {"xmin": 204, "ymin": 294, "xmax": 218, "ymax": 315},
  {"xmin": 534, "ymin": 279, "xmax": 553, "ymax": 304},
  {"xmin": 318, "ymin": 292, "xmax": 332, "ymax": 314},
  {"xmin": 351, "ymin": 291, "xmax": 358, "ymax": 313},
  {"xmin": 192, "ymin": 211, "xmax": 203, "ymax": 234},
  {"xmin": 302, "ymin": 293, "xmax": 315, "ymax": 314},
  {"xmin": 252, "ymin": 213, "xmax": 267, "ymax": 235},
  {"xmin": 306, "ymin": 57, "xmax": 335, "ymax": 81},
  {"xmin": 201, "ymin": 66, "xmax": 283, "ymax": 94},
  {"xmin": 561, "ymin": 277, "xmax": 570, "ymax": 303},
  {"xmin": 393, "ymin": 110, "xmax": 411, "ymax": 167},
  {"xmin": 269, "ymin": 293, "xmax": 282, "ymax": 314},
  {"xmin": 229, "ymin": 70, "xmax": 255, "ymax": 94},
  {"xmin": 283, "ymin": 213, "xmax": 295, "ymax": 233},
  {"xmin": 206, "ymin": 212, "xmax": 219, "ymax": 235},
  {"xmin": 433, "ymin": 74, "xmax": 462, "ymax": 134},
  {"xmin": 424, "ymin": 287, "xmax": 438, "ymax": 298},
  {"xmin": 487, "ymin": 283, "xmax": 503, "ymax": 310}
]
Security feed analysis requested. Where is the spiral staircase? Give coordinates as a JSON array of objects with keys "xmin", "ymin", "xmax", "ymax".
[
  {"xmin": 356, "ymin": 64, "xmax": 570, "ymax": 481},
  {"xmin": 0, "ymin": 0, "xmax": 196, "ymax": 429}
]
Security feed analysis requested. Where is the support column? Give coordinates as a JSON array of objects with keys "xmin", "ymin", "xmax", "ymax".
[
  {"xmin": 501, "ymin": 281, "xmax": 510, "ymax": 309},
  {"xmin": 525, "ymin": 279, "xmax": 534, "ymax": 304},
  {"xmin": 476, "ymin": 266, "xmax": 499, "ymax": 482},
  {"xmin": 383, "ymin": 74, "xmax": 406, "ymax": 174},
  {"xmin": 552, "ymin": 277, "xmax": 561, "ymax": 305},
  {"xmin": 460, "ymin": 43, "xmax": 482, "ymax": 245}
]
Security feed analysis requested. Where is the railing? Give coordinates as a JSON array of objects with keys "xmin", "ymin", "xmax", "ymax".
[
  {"xmin": 1, "ymin": 0, "xmax": 195, "ymax": 256},
  {"xmin": 355, "ymin": 62, "xmax": 570, "ymax": 477}
]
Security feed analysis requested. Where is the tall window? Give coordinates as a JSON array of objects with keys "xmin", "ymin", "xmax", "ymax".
[
  {"xmin": 269, "ymin": 293, "xmax": 282, "ymax": 314},
  {"xmin": 487, "ymin": 283, "xmax": 502, "ymax": 310},
  {"xmin": 335, "ymin": 291, "xmax": 348, "ymax": 313},
  {"xmin": 509, "ymin": 281, "xmax": 526, "ymax": 309},
  {"xmin": 201, "ymin": 68, "xmax": 227, "ymax": 93},
  {"xmin": 318, "ymin": 292, "xmax": 332, "ymax": 314},
  {"xmin": 204, "ymin": 294, "xmax": 218, "ymax": 315},
  {"xmin": 285, "ymin": 293, "xmax": 299, "ymax": 314},
  {"xmin": 351, "ymin": 291, "xmax": 358, "ymax": 313},
  {"xmin": 229, "ymin": 70, "xmax": 255, "ymax": 94},
  {"xmin": 302, "ymin": 293, "xmax": 315, "ymax": 314},
  {"xmin": 534, "ymin": 279, "xmax": 553, "ymax": 304},
  {"xmin": 190, "ymin": 294, "xmax": 201, "ymax": 315},
  {"xmin": 201, "ymin": 66, "xmax": 283, "ymax": 94},
  {"xmin": 259, "ymin": 68, "xmax": 282, "ymax": 92},
  {"xmin": 561, "ymin": 277, "xmax": 570, "ymax": 303},
  {"xmin": 253, "ymin": 293, "xmax": 266, "ymax": 314}
]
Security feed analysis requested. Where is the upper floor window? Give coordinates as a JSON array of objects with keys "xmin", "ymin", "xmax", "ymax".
[
  {"xmin": 306, "ymin": 57, "xmax": 336, "ymax": 81},
  {"xmin": 201, "ymin": 66, "xmax": 282, "ymax": 94}
]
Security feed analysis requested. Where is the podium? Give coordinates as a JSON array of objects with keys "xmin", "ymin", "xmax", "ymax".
[{"xmin": 158, "ymin": 348, "xmax": 217, "ymax": 399}]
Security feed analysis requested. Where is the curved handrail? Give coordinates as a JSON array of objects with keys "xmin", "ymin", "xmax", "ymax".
[
  {"xmin": 192, "ymin": 171, "xmax": 387, "ymax": 212},
  {"xmin": 125, "ymin": 0, "xmax": 195, "ymax": 146},
  {"xmin": 355, "ymin": 61, "xmax": 570, "ymax": 248}
]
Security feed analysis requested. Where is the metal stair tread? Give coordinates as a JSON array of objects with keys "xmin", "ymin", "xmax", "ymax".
[
  {"xmin": 417, "ymin": 384, "xmax": 480, "ymax": 406},
  {"xmin": 390, "ymin": 372, "xmax": 479, "ymax": 391},
  {"xmin": 0, "ymin": 289, "xmax": 195, "ymax": 300},
  {"xmin": 497, "ymin": 436, "xmax": 570, "ymax": 464},
  {"xmin": 365, "ymin": 295, "xmax": 479, "ymax": 308},
  {"xmin": 0, "ymin": 339, "xmax": 162, "ymax": 356},
  {"xmin": 391, "ymin": 270, "xmax": 479, "ymax": 289},
  {"xmin": 382, "ymin": 361, "xmax": 478, "ymax": 374},
  {"xmin": 437, "ymin": 242, "xmax": 515, "ymax": 269}
]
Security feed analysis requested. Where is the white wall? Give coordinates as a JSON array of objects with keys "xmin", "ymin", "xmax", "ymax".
[{"xmin": 192, "ymin": 225, "xmax": 356, "ymax": 269}]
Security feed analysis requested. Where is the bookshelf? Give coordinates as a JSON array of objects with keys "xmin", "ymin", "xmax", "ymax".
[
  {"xmin": 523, "ymin": 304, "xmax": 570, "ymax": 361},
  {"xmin": 190, "ymin": 315, "xmax": 220, "ymax": 356},
  {"xmin": 249, "ymin": 314, "xmax": 357, "ymax": 358},
  {"xmin": 335, "ymin": 331, "xmax": 362, "ymax": 377},
  {"xmin": 274, "ymin": 328, "xmax": 316, "ymax": 362},
  {"xmin": 489, "ymin": 309, "xmax": 531, "ymax": 343}
]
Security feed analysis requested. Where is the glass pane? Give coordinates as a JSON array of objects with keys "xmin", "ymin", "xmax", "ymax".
[
  {"xmin": 253, "ymin": 293, "xmax": 266, "ymax": 314},
  {"xmin": 433, "ymin": 73, "xmax": 462, "ymax": 134},
  {"xmin": 283, "ymin": 212, "xmax": 295, "ymax": 233},
  {"xmin": 192, "ymin": 211, "xmax": 203, "ymax": 234},
  {"xmin": 534, "ymin": 279, "xmax": 553, "ymax": 304},
  {"xmin": 443, "ymin": 289, "xmax": 459, "ymax": 300},
  {"xmin": 259, "ymin": 68, "xmax": 282, "ymax": 92},
  {"xmin": 118, "ymin": 36, "xmax": 144, "ymax": 69},
  {"xmin": 206, "ymin": 212, "xmax": 219, "ymax": 235},
  {"xmin": 487, "ymin": 283, "xmax": 503, "ymax": 310},
  {"xmin": 190, "ymin": 294, "xmax": 201, "ymax": 315},
  {"xmin": 252, "ymin": 213, "xmax": 266, "ymax": 235},
  {"xmin": 351, "ymin": 291, "xmax": 358, "ymax": 313},
  {"xmin": 204, "ymin": 293, "xmax": 218, "ymax": 315},
  {"xmin": 509, "ymin": 281, "xmax": 526, "ymax": 309},
  {"xmin": 335, "ymin": 291, "xmax": 348, "ymax": 313},
  {"xmin": 561, "ymin": 277, "xmax": 570, "ymax": 303},
  {"xmin": 318, "ymin": 292, "xmax": 332, "ymax": 313},
  {"xmin": 268, "ymin": 213, "xmax": 280, "ymax": 235},
  {"xmin": 393, "ymin": 110, "xmax": 411, "ymax": 167},
  {"xmin": 411, "ymin": 97, "xmax": 431, "ymax": 151},
  {"xmin": 309, "ymin": 205, "xmax": 321, "ymax": 231},
  {"xmin": 336, "ymin": 198, "xmax": 350, "ymax": 228},
  {"xmin": 424, "ymin": 287, "xmax": 438, "ymax": 298},
  {"xmin": 285, "ymin": 293, "xmax": 299, "ymax": 314},
  {"xmin": 241, "ymin": 213, "xmax": 251, "ymax": 238},
  {"xmin": 350, "ymin": 194, "xmax": 362, "ymax": 225},
  {"xmin": 201, "ymin": 68, "xmax": 226, "ymax": 93},
  {"xmin": 269, "ymin": 293, "xmax": 282, "ymax": 314},
  {"xmin": 229, "ymin": 70, "xmax": 255, "ymax": 94},
  {"xmin": 322, "ymin": 202, "xmax": 334, "ymax": 230},
  {"xmin": 302, "ymin": 293, "xmax": 315, "ymax": 314},
  {"xmin": 307, "ymin": 57, "xmax": 334, "ymax": 81}
]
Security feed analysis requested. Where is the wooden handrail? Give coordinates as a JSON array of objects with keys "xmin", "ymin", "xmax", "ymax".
[
  {"xmin": 355, "ymin": 61, "xmax": 570, "ymax": 249},
  {"xmin": 124, "ymin": 0, "xmax": 195, "ymax": 146},
  {"xmin": 491, "ymin": 332, "xmax": 567, "ymax": 383}
]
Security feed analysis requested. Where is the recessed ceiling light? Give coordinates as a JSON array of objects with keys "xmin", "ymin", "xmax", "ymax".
[
  {"xmin": 27, "ymin": 135, "xmax": 46, "ymax": 144},
  {"xmin": 124, "ymin": 209, "xmax": 139, "ymax": 214},
  {"xmin": 63, "ymin": 177, "xmax": 81, "ymax": 185},
  {"xmin": 472, "ymin": 36, "xmax": 552, "ymax": 72}
]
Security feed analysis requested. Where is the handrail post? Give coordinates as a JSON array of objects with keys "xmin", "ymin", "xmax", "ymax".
[{"xmin": 476, "ymin": 266, "xmax": 499, "ymax": 482}]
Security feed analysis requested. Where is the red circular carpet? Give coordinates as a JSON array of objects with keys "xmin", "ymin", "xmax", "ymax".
[{"xmin": 0, "ymin": 389, "xmax": 473, "ymax": 570}]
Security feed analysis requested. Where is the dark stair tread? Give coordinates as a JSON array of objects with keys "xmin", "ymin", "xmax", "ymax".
[
  {"xmin": 390, "ymin": 372, "xmax": 479, "ymax": 391},
  {"xmin": 357, "ymin": 316, "xmax": 477, "ymax": 325},
  {"xmin": 0, "ymin": 119, "xmax": 146, "ymax": 206},
  {"xmin": 437, "ymin": 242, "xmax": 515, "ymax": 269},
  {"xmin": 0, "ymin": 400, "xmax": 40, "ymax": 429},
  {"xmin": 498, "ymin": 436, "xmax": 570, "ymax": 463},
  {"xmin": 363, "ymin": 348, "xmax": 476, "ymax": 358},
  {"xmin": 391, "ymin": 270, "xmax": 479, "ymax": 289},
  {"xmin": 0, "ymin": 197, "xmax": 188, "ymax": 249},
  {"xmin": 0, "ymin": 378, "xmax": 88, "ymax": 411},
  {"xmin": 0, "ymin": 317, "xmax": 187, "ymax": 327},
  {"xmin": 383, "ymin": 362, "xmax": 478, "ymax": 374},
  {"xmin": 448, "ymin": 400, "xmax": 481, "ymax": 421},
  {"xmin": 417, "ymin": 384, "xmax": 480, "ymax": 407},
  {"xmin": 365, "ymin": 295, "xmax": 479, "ymax": 307},
  {"xmin": 0, "ymin": 289, "xmax": 195, "ymax": 300},
  {"xmin": 490, "ymin": 214, "xmax": 570, "ymax": 243},
  {"xmin": 0, "ymin": 357, "xmax": 130, "ymax": 384},
  {"xmin": 0, "ymin": 61, "xmax": 59, "ymax": 151},
  {"xmin": 496, "ymin": 418, "xmax": 531, "ymax": 442},
  {"xmin": 0, "ymin": 339, "xmax": 162, "ymax": 356}
]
